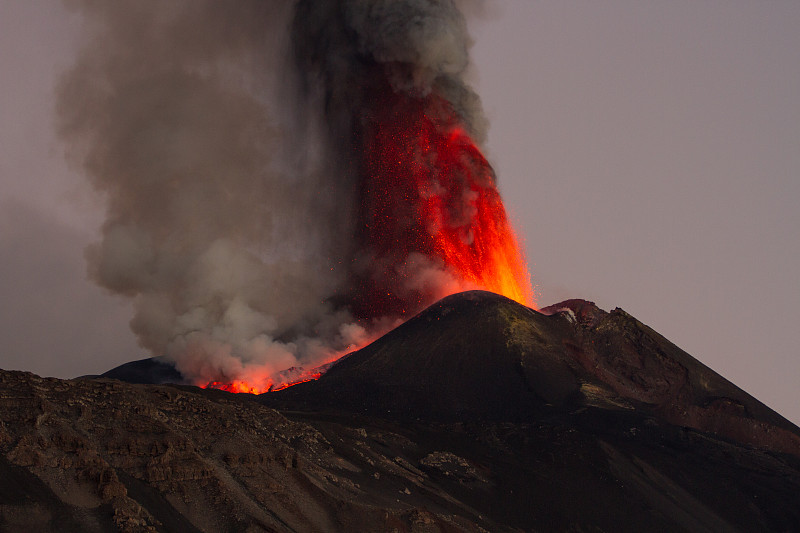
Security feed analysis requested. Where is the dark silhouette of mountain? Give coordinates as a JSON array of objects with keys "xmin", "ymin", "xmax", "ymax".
[
  {"xmin": 100, "ymin": 357, "xmax": 186, "ymax": 385},
  {"xmin": 2, "ymin": 291, "xmax": 799, "ymax": 531},
  {"xmin": 274, "ymin": 291, "xmax": 800, "ymax": 455}
]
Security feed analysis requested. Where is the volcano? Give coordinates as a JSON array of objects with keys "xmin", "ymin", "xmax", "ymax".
[
  {"xmin": 2, "ymin": 291, "xmax": 800, "ymax": 531},
  {"xmin": 273, "ymin": 291, "xmax": 800, "ymax": 453}
]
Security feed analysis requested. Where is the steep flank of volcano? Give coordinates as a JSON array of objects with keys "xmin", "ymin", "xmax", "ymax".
[
  {"xmin": 275, "ymin": 291, "xmax": 577, "ymax": 421},
  {"xmin": 275, "ymin": 291, "xmax": 800, "ymax": 456},
  {"xmin": 5, "ymin": 291, "xmax": 800, "ymax": 531}
]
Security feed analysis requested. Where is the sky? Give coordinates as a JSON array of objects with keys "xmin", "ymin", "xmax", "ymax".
[{"xmin": 1, "ymin": 1, "xmax": 798, "ymax": 425}]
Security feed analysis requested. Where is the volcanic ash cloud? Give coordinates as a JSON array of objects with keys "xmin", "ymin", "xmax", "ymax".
[{"xmin": 58, "ymin": 0, "xmax": 533, "ymax": 390}]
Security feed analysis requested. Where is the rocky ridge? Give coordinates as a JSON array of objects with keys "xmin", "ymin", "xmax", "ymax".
[
  {"xmin": 2, "ymin": 291, "xmax": 800, "ymax": 532},
  {"xmin": 0, "ymin": 370, "xmax": 492, "ymax": 532}
]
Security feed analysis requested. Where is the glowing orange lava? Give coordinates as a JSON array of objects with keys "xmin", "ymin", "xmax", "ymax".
[
  {"xmin": 353, "ymin": 90, "xmax": 535, "ymax": 315},
  {"xmin": 205, "ymin": 371, "xmax": 324, "ymax": 395},
  {"xmin": 202, "ymin": 346, "xmax": 363, "ymax": 395},
  {"xmin": 205, "ymin": 380, "xmax": 264, "ymax": 395},
  {"xmin": 419, "ymin": 126, "xmax": 533, "ymax": 307}
]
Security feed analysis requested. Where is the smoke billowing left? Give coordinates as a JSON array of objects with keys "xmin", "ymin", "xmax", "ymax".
[{"xmin": 58, "ymin": 0, "xmax": 533, "ymax": 391}]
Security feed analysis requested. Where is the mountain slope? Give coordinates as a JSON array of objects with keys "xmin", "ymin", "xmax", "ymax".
[
  {"xmin": 274, "ymin": 291, "xmax": 800, "ymax": 455},
  {"xmin": 3, "ymin": 290, "xmax": 800, "ymax": 531}
]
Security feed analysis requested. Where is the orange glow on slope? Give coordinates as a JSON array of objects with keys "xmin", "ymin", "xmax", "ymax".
[
  {"xmin": 205, "ymin": 372, "xmax": 324, "ymax": 395},
  {"xmin": 202, "ymin": 337, "xmax": 377, "ymax": 395},
  {"xmin": 205, "ymin": 380, "xmax": 264, "ymax": 395}
]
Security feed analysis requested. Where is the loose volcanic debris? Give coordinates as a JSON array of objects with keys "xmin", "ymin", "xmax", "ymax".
[{"xmin": 0, "ymin": 370, "xmax": 493, "ymax": 532}]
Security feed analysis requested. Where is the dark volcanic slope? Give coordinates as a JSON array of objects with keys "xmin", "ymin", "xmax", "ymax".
[
  {"xmin": 1, "ymin": 370, "xmax": 498, "ymax": 532},
  {"xmin": 3, "ymin": 290, "xmax": 800, "ymax": 532},
  {"xmin": 274, "ymin": 291, "xmax": 800, "ymax": 455},
  {"xmin": 100, "ymin": 357, "xmax": 185, "ymax": 385},
  {"xmin": 275, "ymin": 291, "xmax": 573, "ymax": 421}
]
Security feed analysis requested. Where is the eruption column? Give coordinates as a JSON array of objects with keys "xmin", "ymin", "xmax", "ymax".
[
  {"xmin": 60, "ymin": 0, "xmax": 536, "ymax": 394},
  {"xmin": 292, "ymin": 0, "xmax": 535, "ymax": 322}
]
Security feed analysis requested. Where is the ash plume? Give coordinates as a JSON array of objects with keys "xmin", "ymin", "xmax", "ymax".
[
  {"xmin": 292, "ymin": 0, "xmax": 531, "ymax": 318},
  {"xmin": 58, "ymin": 0, "xmax": 528, "ymax": 389}
]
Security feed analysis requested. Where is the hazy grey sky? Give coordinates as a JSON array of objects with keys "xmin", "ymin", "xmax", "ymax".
[
  {"xmin": 469, "ymin": 1, "xmax": 800, "ymax": 425},
  {"xmin": 1, "ymin": 1, "xmax": 798, "ymax": 424}
]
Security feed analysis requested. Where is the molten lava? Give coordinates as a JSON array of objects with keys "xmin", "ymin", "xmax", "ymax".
[
  {"xmin": 205, "ymin": 372, "xmax": 323, "ymax": 395},
  {"xmin": 349, "ymin": 89, "xmax": 534, "ymax": 318},
  {"xmin": 206, "ymin": 381, "xmax": 263, "ymax": 395},
  {"xmin": 203, "ymin": 354, "xmax": 347, "ymax": 395}
]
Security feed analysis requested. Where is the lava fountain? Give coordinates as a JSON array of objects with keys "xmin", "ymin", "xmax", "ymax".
[{"xmin": 350, "ymin": 88, "xmax": 534, "ymax": 319}]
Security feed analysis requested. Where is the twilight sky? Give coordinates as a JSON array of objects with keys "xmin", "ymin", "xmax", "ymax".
[{"xmin": 1, "ymin": 1, "xmax": 798, "ymax": 424}]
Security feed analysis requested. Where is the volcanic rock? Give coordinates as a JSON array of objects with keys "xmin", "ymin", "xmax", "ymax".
[
  {"xmin": 2, "ymin": 290, "xmax": 800, "ymax": 532},
  {"xmin": 274, "ymin": 291, "xmax": 800, "ymax": 455},
  {"xmin": 99, "ymin": 357, "xmax": 186, "ymax": 386}
]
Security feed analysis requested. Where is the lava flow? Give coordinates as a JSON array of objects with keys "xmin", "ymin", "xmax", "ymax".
[
  {"xmin": 206, "ymin": 373, "xmax": 321, "ymax": 395},
  {"xmin": 203, "ymin": 355, "xmax": 343, "ymax": 394}
]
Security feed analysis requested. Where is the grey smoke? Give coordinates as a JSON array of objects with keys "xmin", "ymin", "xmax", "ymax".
[
  {"xmin": 292, "ymin": 0, "xmax": 486, "ymax": 146},
  {"xmin": 291, "ymin": 0, "xmax": 494, "ymax": 318},
  {"xmin": 58, "ymin": 0, "xmax": 485, "ymax": 387}
]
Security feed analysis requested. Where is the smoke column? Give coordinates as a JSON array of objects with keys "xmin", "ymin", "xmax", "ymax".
[
  {"xmin": 292, "ymin": 1, "xmax": 534, "ymax": 319},
  {"xmin": 58, "ymin": 0, "xmax": 534, "ymax": 391}
]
